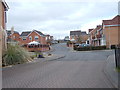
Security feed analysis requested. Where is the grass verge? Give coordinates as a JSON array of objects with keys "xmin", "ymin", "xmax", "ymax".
[{"xmin": 116, "ymin": 67, "xmax": 120, "ymax": 72}]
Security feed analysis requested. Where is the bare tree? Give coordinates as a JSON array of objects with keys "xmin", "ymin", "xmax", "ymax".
[{"xmin": 77, "ymin": 35, "xmax": 82, "ymax": 44}]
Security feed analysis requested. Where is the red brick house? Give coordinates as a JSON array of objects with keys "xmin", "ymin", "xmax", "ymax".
[
  {"xmin": 0, "ymin": 0, "xmax": 9, "ymax": 50},
  {"xmin": 88, "ymin": 15, "xmax": 120, "ymax": 48},
  {"xmin": 88, "ymin": 25, "xmax": 102, "ymax": 46},
  {"xmin": 19, "ymin": 30, "xmax": 47, "ymax": 45},
  {"xmin": 7, "ymin": 30, "xmax": 20, "ymax": 43},
  {"xmin": 7, "ymin": 29, "xmax": 50, "ymax": 52},
  {"xmin": 69, "ymin": 30, "xmax": 88, "ymax": 47},
  {"xmin": 70, "ymin": 30, "xmax": 88, "ymax": 44},
  {"xmin": 0, "ymin": 0, "xmax": 9, "ymax": 67},
  {"xmin": 45, "ymin": 34, "xmax": 53, "ymax": 45},
  {"xmin": 19, "ymin": 30, "xmax": 50, "ymax": 52},
  {"xmin": 102, "ymin": 15, "xmax": 120, "ymax": 48}
]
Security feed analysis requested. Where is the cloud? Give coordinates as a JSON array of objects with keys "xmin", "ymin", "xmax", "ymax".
[{"xmin": 6, "ymin": 0, "xmax": 118, "ymax": 39}]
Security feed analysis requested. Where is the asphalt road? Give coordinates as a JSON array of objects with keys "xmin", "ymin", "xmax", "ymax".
[{"xmin": 2, "ymin": 43, "xmax": 114, "ymax": 88}]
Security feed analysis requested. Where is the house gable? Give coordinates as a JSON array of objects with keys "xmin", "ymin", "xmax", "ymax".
[
  {"xmin": 103, "ymin": 15, "xmax": 120, "ymax": 25},
  {"xmin": 28, "ymin": 30, "xmax": 43, "ymax": 37}
]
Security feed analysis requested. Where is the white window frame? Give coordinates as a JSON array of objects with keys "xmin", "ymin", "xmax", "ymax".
[
  {"xmin": 22, "ymin": 37, "xmax": 26, "ymax": 40},
  {"xmin": 29, "ymin": 36, "xmax": 32, "ymax": 40},
  {"xmin": 35, "ymin": 36, "xmax": 39, "ymax": 40}
]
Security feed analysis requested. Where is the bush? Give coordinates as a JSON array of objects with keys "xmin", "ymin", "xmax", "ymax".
[
  {"xmin": 2, "ymin": 44, "xmax": 32, "ymax": 66},
  {"xmin": 74, "ymin": 45, "xmax": 106, "ymax": 51},
  {"xmin": 111, "ymin": 45, "xmax": 116, "ymax": 49},
  {"xmin": 66, "ymin": 40, "xmax": 71, "ymax": 46},
  {"xmin": 91, "ymin": 46, "xmax": 106, "ymax": 50},
  {"xmin": 73, "ymin": 45, "xmax": 77, "ymax": 50},
  {"xmin": 116, "ymin": 67, "xmax": 120, "ymax": 72}
]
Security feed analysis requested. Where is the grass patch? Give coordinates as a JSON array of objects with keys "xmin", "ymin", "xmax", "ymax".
[{"xmin": 116, "ymin": 67, "xmax": 120, "ymax": 72}]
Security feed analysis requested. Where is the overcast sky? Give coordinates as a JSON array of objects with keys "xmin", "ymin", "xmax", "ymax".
[{"xmin": 6, "ymin": 0, "xmax": 119, "ymax": 39}]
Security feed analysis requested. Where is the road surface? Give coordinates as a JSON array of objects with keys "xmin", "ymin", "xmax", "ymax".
[{"xmin": 3, "ymin": 43, "xmax": 114, "ymax": 88}]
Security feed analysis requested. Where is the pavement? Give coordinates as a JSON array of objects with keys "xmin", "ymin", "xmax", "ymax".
[
  {"xmin": 2, "ymin": 43, "xmax": 118, "ymax": 88},
  {"xmin": 104, "ymin": 54, "xmax": 119, "ymax": 88},
  {"xmin": 69, "ymin": 46, "xmax": 119, "ymax": 88}
]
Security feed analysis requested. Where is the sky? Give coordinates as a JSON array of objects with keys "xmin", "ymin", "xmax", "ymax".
[{"xmin": 5, "ymin": 0, "xmax": 119, "ymax": 39}]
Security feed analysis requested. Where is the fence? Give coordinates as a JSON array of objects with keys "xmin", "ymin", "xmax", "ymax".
[{"xmin": 115, "ymin": 48, "xmax": 120, "ymax": 68}]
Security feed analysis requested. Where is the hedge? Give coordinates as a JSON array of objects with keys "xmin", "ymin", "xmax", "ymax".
[{"xmin": 74, "ymin": 45, "xmax": 106, "ymax": 51}]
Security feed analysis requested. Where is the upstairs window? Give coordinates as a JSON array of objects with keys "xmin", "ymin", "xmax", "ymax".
[
  {"xmin": 46, "ymin": 37, "xmax": 48, "ymax": 40},
  {"xmin": 4, "ymin": 11, "xmax": 7, "ymax": 23},
  {"xmin": 29, "ymin": 36, "xmax": 32, "ymax": 40},
  {"xmin": 71, "ymin": 35, "xmax": 74, "ymax": 39},
  {"xmin": 22, "ymin": 37, "xmax": 26, "ymax": 40},
  {"xmin": 35, "ymin": 36, "xmax": 39, "ymax": 40},
  {"xmin": 13, "ymin": 36, "xmax": 15, "ymax": 39}
]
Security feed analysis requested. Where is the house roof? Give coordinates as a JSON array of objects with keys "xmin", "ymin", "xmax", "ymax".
[
  {"xmin": 81, "ymin": 31, "xmax": 87, "ymax": 35},
  {"xmin": 7, "ymin": 30, "xmax": 19, "ymax": 36},
  {"xmin": 20, "ymin": 31, "xmax": 31, "ymax": 36},
  {"xmin": 45, "ymin": 34, "xmax": 50, "ymax": 36},
  {"xmin": 34, "ymin": 30, "xmax": 45, "ymax": 36},
  {"xmin": 89, "ymin": 25, "xmax": 102, "ymax": 34},
  {"xmin": 2, "ymin": 0, "xmax": 9, "ymax": 11},
  {"xmin": 88, "ymin": 29, "xmax": 94, "ymax": 33},
  {"xmin": 20, "ymin": 30, "xmax": 45, "ymax": 37},
  {"xmin": 70, "ymin": 30, "xmax": 81, "ymax": 36},
  {"xmin": 103, "ymin": 15, "xmax": 120, "ymax": 25}
]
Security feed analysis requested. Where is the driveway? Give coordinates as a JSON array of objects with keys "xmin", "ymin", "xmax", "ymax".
[{"xmin": 2, "ymin": 43, "xmax": 115, "ymax": 88}]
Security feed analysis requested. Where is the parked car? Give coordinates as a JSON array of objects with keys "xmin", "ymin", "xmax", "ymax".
[
  {"xmin": 52, "ymin": 41, "xmax": 58, "ymax": 44},
  {"xmin": 78, "ymin": 43, "xmax": 90, "ymax": 47},
  {"xmin": 75, "ymin": 43, "xmax": 81, "ymax": 46}
]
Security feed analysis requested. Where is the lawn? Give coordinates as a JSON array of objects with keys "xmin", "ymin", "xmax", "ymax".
[{"xmin": 116, "ymin": 67, "xmax": 120, "ymax": 72}]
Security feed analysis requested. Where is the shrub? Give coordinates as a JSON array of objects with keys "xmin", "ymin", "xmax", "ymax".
[
  {"xmin": 74, "ymin": 45, "xmax": 106, "ymax": 51},
  {"xmin": 111, "ymin": 45, "xmax": 116, "ymax": 49},
  {"xmin": 73, "ymin": 45, "xmax": 77, "ymax": 50},
  {"xmin": 116, "ymin": 67, "xmax": 120, "ymax": 72},
  {"xmin": 2, "ymin": 44, "xmax": 32, "ymax": 66},
  {"xmin": 66, "ymin": 40, "xmax": 71, "ymax": 46},
  {"xmin": 91, "ymin": 46, "xmax": 106, "ymax": 50}
]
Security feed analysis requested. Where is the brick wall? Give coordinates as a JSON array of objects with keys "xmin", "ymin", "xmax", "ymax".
[
  {"xmin": 24, "ymin": 46, "xmax": 50, "ymax": 52},
  {"xmin": 103, "ymin": 26, "xmax": 120, "ymax": 48},
  {"xmin": 118, "ymin": 27, "xmax": 120, "ymax": 46},
  {"xmin": 81, "ymin": 35, "xmax": 89, "ymax": 43},
  {"xmin": 0, "ymin": 2, "xmax": 2, "ymax": 67},
  {"xmin": 0, "ymin": 2, "xmax": 5, "ymax": 67}
]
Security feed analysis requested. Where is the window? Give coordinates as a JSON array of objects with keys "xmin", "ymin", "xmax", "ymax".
[
  {"xmin": 71, "ymin": 35, "xmax": 74, "ymax": 39},
  {"xmin": 13, "ymin": 36, "xmax": 15, "ymax": 39},
  {"xmin": 4, "ymin": 11, "xmax": 7, "ymax": 23},
  {"xmin": 22, "ymin": 37, "xmax": 26, "ymax": 40},
  {"xmin": 46, "ymin": 37, "xmax": 48, "ymax": 40},
  {"xmin": 29, "ymin": 36, "xmax": 32, "ymax": 40},
  {"xmin": 35, "ymin": 36, "xmax": 39, "ymax": 40}
]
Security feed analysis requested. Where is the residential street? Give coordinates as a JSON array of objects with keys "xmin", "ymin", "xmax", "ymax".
[{"xmin": 2, "ymin": 43, "xmax": 115, "ymax": 88}]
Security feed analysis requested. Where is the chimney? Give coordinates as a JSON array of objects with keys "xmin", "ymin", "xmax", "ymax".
[
  {"xmin": 11, "ymin": 26, "xmax": 14, "ymax": 35},
  {"xmin": 88, "ymin": 29, "xmax": 93, "ymax": 32}
]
